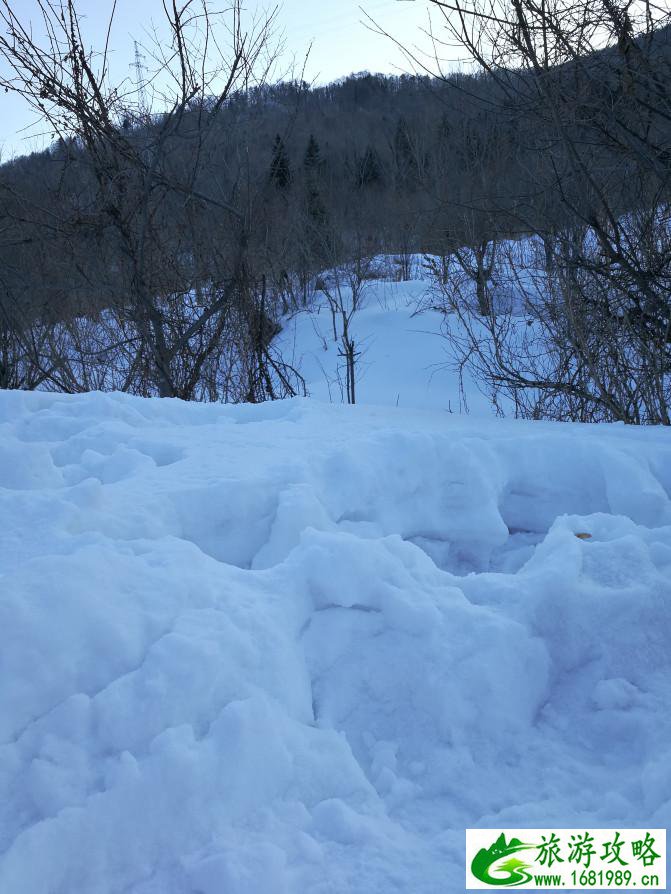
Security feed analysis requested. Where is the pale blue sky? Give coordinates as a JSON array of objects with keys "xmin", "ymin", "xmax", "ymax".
[{"xmin": 0, "ymin": 0, "xmax": 444, "ymax": 159}]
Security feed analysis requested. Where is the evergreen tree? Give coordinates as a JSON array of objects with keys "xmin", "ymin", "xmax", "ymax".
[
  {"xmin": 393, "ymin": 116, "xmax": 419, "ymax": 191},
  {"xmin": 437, "ymin": 112, "xmax": 451, "ymax": 146},
  {"xmin": 303, "ymin": 134, "xmax": 322, "ymax": 173},
  {"xmin": 270, "ymin": 134, "xmax": 292, "ymax": 190},
  {"xmin": 303, "ymin": 135, "xmax": 327, "ymax": 227},
  {"xmin": 356, "ymin": 145, "xmax": 383, "ymax": 189}
]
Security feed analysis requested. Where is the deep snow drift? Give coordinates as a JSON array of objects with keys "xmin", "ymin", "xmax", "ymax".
[{"xmin": 1, "ymin": 387, "xmax": 671, "ymax": 893}]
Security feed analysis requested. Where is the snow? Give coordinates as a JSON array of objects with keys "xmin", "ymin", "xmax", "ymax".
[
  {"xmin": 277, "ymin": 276, "xmax": 497, "ymax": 414},
  {"xmin": 1, "ymin": 367, "xmax": 671, "ymax": 890}
]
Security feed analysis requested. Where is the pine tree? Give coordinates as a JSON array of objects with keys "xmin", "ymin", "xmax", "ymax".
[
  {"xmin": 437, "ymin": 112, "xmax": 451, "ymax": 146},
  {"xmin": 303, "ymin": 135, "xmax": 327, "ymax": 227},
  {"xmin": 393, "ymin": 116, "xmax": 419, "ymax": 191},
  {"xmin": 303, "ymin": 134, "xmax": 322, "ymax": 173},
  {"xmin": 270, "ymin": 134, "xmax": 292, "ymax": 190},
  {"xmin": 356, "ymin": 145, "xmax": 383, "ymax": 189}
]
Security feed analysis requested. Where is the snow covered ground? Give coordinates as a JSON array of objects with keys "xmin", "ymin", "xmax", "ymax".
[
  {"xmin": 1, "ymin": 384, "xmax": 671, "ymax": 893},
  {"xmin": 277, "ymin": 276, "xmax": 498, "ymax": 415}
]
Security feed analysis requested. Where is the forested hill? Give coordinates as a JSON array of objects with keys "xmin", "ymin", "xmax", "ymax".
[
  {"xmin": 0, "ymin": 9, "xmax": 669, "ymax": 419},
  {"xmin": 3, "ymin": 18, "xmax": 671, "ymax": 324}
]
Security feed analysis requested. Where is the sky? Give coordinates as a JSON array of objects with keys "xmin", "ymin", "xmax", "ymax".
[{"xmin": 0, "ymin": 0, "xmax": 443, "ymax": 160}]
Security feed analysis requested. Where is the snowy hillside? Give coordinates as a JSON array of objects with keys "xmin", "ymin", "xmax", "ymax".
[
  {"xmin": 276, "ymin": 273, "xmax": 497, "ymax": 415},
  {"xmin": 1, "ymin": 386, "xmax": 671, "ymax": 893}
]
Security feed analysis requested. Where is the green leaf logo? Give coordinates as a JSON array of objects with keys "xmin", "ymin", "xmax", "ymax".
[{"xmin": 471, "ymin": 833, "xmax": 537, "ymax": 887}]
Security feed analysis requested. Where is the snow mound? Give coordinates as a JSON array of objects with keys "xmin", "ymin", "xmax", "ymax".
[{"xmin": 1, "ymin": 389, "xmax": 670, "ymax": 893}]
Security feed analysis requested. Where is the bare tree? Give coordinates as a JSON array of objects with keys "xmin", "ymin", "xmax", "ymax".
[
  {"xmin": 0, "ymin": 0, "xmax": 305, "ymax": 401},
  {"xmin": 319, "ymin": 254, "xmax": 373, "ymax": 405},
  {"xmin": 412, "ymin": 0, "xmax": 671, "ymax": 423}
]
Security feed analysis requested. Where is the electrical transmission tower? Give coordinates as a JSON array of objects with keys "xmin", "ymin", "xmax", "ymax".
[{"xmin": 132, "ymin": 41, "xmax": 148, "ymax": 120}]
